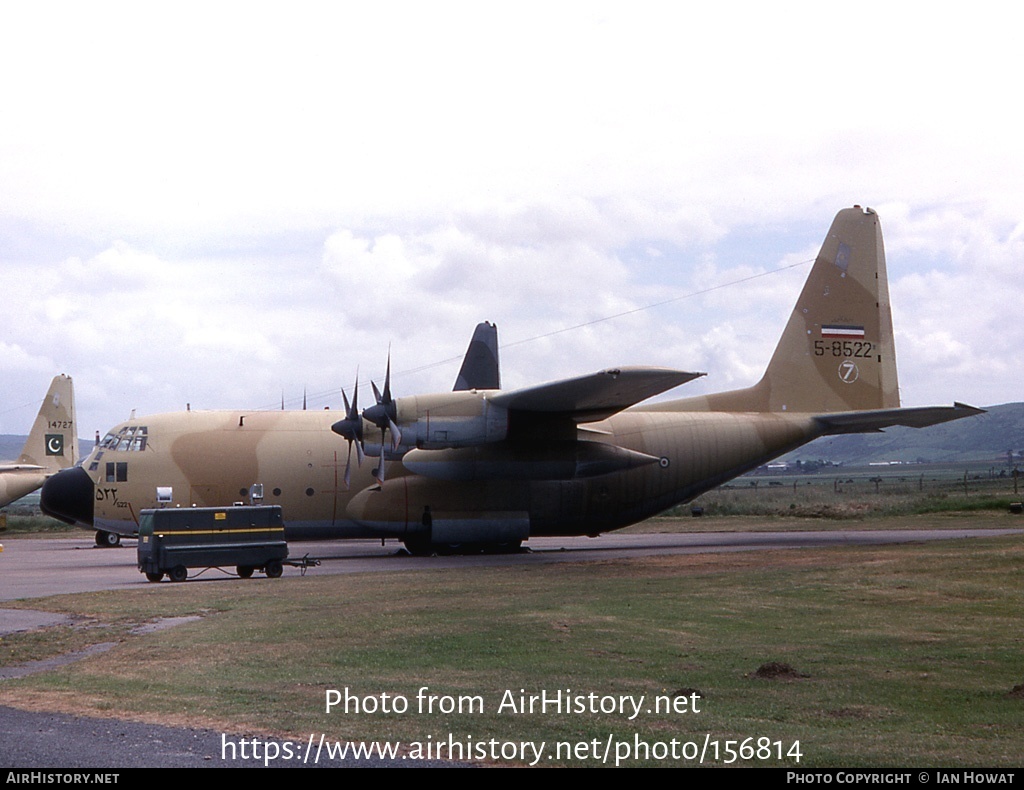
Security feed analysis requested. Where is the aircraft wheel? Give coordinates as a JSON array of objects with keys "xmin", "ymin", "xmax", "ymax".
[
  {"xmin": 96, "ymin": 530, "xmax": 121, "ymax": 548},
  {"xmin": 402, "ymin": 537, "xmax": 433, "ymax": 557},
  {"xmin": 169, "ymin": 565, "xmax": 188, "ymax": 583},
  {"xmin": 264, "ymin": 559, "xmax": 283, "ymax": 578},
  {"xmin": 145, "ymin": 572, "xmax": 164, "ymax": 583},
  {"xmin": 237, "ymin": 566, "xmax": 254, "ymax": 579}
]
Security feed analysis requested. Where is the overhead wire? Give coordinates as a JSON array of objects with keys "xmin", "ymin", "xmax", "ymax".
[{"xmin": 268, "ymin": 257, "xmax": 814, "ymax": 411}]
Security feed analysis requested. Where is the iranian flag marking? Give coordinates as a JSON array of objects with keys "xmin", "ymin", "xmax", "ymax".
[{"xmin": 821, "ymin": 325, "xmax": 865, "ymax": 339}]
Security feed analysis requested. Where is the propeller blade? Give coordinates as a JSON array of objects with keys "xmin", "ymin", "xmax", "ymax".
[
  {"xmin": 376, "ymin": 425, "xmax": 388, "ymax": 484},
  {"xmin": 362, "ymin": 352, "xmax": 400, "ymax": 460},
  {"xmin": 382, "ymin": 351, "xmax": 392, "ymax": 403},
  {"xmin": 334, "ymin": 371, "xmax": 366, "ymax": 470}
]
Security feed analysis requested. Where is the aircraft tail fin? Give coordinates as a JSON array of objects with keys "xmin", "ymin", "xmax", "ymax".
[
  {"xmin": 16, "ymin": 375, "xmax": 78, "ymax": 471},
  {"xmin": 453, "ymin": 321, "xmax": 500, "ymax": 391},
  {"xmin": 689, "ymin": 206, "xmax": 900, "ymax": 414}
]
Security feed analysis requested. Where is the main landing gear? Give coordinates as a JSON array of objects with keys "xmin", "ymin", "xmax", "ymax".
[
  {"xmin": 95, "ymin": 530, "xmax": 121, "ymax": 548},
  {"xmin": 402, "ymin": 538, "xmax": 523, "ymax": 556}
]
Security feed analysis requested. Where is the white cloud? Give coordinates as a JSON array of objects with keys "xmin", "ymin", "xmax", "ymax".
[{"xmin": 1, "ymin": 3, "xmax": 1023, "ymax": 434}]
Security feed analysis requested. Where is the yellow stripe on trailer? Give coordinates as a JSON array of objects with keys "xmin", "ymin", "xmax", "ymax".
[{"xmin": 154, "ymin": 527, "xmax": 286, "ymax": 537}]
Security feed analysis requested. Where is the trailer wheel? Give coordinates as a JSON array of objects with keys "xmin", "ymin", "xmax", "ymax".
[
  {"xmin": 264, "ymin": 559, "xmax": 283, "ymax": 578},
  {"xmin": 169, "ymin": 565, "xmax": 188, "ymax": 583},
  {"xmin": 237, "ymin": 566, "xmax": 254, "ymax": 579},
  {"xmin": 145, "ymin": 572, "xmax": 164, "ymax": 583}
]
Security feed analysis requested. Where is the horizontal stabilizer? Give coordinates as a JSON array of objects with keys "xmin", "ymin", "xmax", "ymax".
[
  {"xmin": 815, "ymin": 402, "xmax": 985, "ymax": 434},
  {"xmin": 0, "ymin": 464, "xmax": 46, "ymax": 474},
  {"xmin": 490, "ymin": 367, "xmax": 704, "ymax": 422}
]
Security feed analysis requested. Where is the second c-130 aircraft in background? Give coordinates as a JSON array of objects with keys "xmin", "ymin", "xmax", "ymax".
[
  {"xmin": 42, "ymin": 207, "xmax": 982, "ymax": 553},
  {"xmin": 1, "ymin": 374, "xmax": 78, "ymax": 510}
]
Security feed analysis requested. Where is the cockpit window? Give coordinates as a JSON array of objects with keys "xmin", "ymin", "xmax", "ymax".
[{"xmin": 102, "ymin": 426, "xmax": 148, "ymax": 452}]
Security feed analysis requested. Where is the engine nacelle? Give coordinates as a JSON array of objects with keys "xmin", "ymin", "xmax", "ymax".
[
  {"xmin": 402, "ymin": 441, "xmax": 660, "ymax": 481},
  {"xmin": 396, "ymin": 391, "xmax": 508, "ymax": 450},
  {"xmin": 357, "ymin": 391, "xmax": 509, "ymax": 458}
]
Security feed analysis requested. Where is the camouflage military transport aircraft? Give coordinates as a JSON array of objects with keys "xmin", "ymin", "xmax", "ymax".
[
  {"xmin": 41, "ymin": 207, "xmax": 981, "ymax": 553},
  {"xmin": 1, "ymin": 374, "xmax": 78, "ymax": 509}
]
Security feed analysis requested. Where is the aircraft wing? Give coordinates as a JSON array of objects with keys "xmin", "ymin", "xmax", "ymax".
[
  {"xmin": 489, "ymin": 367, "xmax": 704, "ymax": 422},
  {"xmin": 815, "ymin": 402, "xmax": 985, "ymax": 434}
]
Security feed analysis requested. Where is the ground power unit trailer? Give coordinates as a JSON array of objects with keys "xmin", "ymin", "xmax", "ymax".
[{"xmin": 137, "ymin": 505, "xmax": 288, "ymax": 582}]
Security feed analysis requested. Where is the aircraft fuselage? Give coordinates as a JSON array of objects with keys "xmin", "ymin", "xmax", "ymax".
[{"xmin": 45, "ymin": 402, "xmax": 823, "ymax": 543}]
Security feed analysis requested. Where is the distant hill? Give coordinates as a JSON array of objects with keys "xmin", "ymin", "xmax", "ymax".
[
  {"xmin": 0, "ymin": 435, "xmax": 92, "ymax": 463},
  {"xmin": 780, "ymin": 402, "xmax": 1024, "ymax": 466},
  {"xmin": 0, "ymin": 435, "xmax": 27, "ymax": 461}
]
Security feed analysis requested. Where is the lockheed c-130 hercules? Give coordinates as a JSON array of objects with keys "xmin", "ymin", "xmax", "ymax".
[{"xmin": 41, "ymin": 207, "xmax": 981, "ymax": 553}]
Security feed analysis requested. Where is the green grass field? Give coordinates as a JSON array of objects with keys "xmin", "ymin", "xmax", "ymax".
[{"xmin": 2, "ymin": 512, "xmax": 1022, "ymax": 767}]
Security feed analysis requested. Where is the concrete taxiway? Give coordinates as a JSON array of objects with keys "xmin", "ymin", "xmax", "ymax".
[
  {"xmin": 3, "ymin": 526, "xmax": 1022, "ymax": 604},
  {"xmin": 2, "ymin": 524, "xmax": 1021, "ymax": 768}
]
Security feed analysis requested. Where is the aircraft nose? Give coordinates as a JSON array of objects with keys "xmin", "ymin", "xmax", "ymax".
[{"xmin": 40, "ymin": 466, "xmax": 95, "ymax": 527}]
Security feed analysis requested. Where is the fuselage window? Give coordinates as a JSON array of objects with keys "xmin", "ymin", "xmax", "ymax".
[
  {"xmin": 103, "ymin": 426, "xmax": 149, "ymax": 452},
  {"xmin": 106, "ymin": 462, "xmax": 128, "ymax": 482}
]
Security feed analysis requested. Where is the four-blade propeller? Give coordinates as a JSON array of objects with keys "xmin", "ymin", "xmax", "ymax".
[
  {"xmin": 331, "ymin": 355, "xmax": 402, "ymax": 486},
  {"xmin": 332, "ymin": 371, "xmax": 365, "ymax": 488}
]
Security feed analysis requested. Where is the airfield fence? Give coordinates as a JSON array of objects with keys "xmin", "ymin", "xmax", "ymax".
[{"xmin": 674, "ymin": 461, "xmax": 1021, "ymax": 519}]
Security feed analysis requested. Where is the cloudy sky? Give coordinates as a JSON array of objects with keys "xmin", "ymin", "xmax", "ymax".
[{"xmin": 1, "ymin": 2, "xmax": 1021, "ymax": 439}]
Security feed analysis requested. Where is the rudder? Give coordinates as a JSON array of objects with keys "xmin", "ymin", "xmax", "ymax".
[
  {"xmin": 759, "ymin": 205, "xmax": 899, "ymax": 413},
  {"xmin": 17, "ymin": 374, "xmax": 78, "ymax": 470}
]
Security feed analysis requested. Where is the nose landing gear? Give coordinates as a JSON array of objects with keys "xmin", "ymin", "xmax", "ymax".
[{"xmin": 95, "ymin": 530, "xmax": 121, "ymax": 548}]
